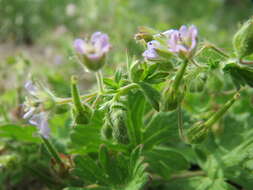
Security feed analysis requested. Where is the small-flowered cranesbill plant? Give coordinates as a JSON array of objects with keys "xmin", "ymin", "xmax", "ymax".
[{"xmin": 22, "ymin": 18, "xmax": 253, "ymax": 190}]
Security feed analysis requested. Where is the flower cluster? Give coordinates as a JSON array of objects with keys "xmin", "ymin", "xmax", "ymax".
[
  {"xmin": 23, "ymin": 81, "xmax": 51, "ymax": 139},
  {"xmin": 143, "ymin": 25, "xmax": 198, "ymax": 60},
  {"xmin": 74, "ymin": 32, "xmax": 111, "ymax": 71}
]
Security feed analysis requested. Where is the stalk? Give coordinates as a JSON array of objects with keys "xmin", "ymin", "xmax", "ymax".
[
  {"xmin": 41, "ymin": 136, "xmax": 64, "ymax": 166},
  {"xmin": 172, "ymin": 59, "xmax": 188, "ymax": 91},
  {"xmin": 96, "ymin": 70, "xmax": 104, "ymax": 94}
]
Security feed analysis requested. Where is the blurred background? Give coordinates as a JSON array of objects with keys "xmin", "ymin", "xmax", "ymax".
[
  {"xmin": 0, "ymin": 0, "xmax": 252, "ymax": 102},
  {"xmin": 0, "ymin": 0, "xmax": 252, "ymax": 189}
]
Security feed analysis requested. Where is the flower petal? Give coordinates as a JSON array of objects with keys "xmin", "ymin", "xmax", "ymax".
[
  {"xmin": 23, "ymin": 107, "xmax": 35, "ymax": 119},
  {"xmin": 29, "ymin": 112, "xmax": 50, "ymax": 139},
  {"xmin": 91, "ymin": 32, "xmax": 111, "ymax": 53},
  {"xmin": 74, "ymin": 39, "xmax": 86, "ymax": 54},
  {"xmin": 25, "ymin": 81, "xmax": 38, "ymax": 96}
]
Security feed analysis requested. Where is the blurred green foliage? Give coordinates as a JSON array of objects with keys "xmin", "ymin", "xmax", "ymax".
[{"xmin": 0, "ymin": 0, "xmax": 253, "ymax": 189}]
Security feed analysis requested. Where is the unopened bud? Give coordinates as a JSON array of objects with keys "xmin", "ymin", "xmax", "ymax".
[
  {"xmin": 161, "ymin": 86, "xmax": 184, "ymax": 112},
  {"xmin": 101, "ymin": 117, "xmax": 113, "ymax": 140},
  {"xmin": 189, "ymin": 74, "xmax": 207, "ymax": 93},
  {"xmin": 233, "ymin": 17, "xmax": 253, "ymax": 59},
  {"xmin": 71, "ymin": 76, "xmax": 93, "ymax": 125},
  {"xmin": 135, "ymin": 26, "xmax": 157, "ymax": 42},
  {"xmin": 130, "ymin": 61, "xmax": 144, "ymax": 83},
  {"xmin": 109, "ymin": 102, "xmax": 129, "ymax": 144}
]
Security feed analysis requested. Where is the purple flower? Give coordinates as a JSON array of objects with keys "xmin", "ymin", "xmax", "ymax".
[
  {"xmin": 142, "ymin": 40, "xmax": 161, "ymax": 61},
  {"xmin": 23, "ymin": 81, "xmax": 39, "ymax": 120},
  {"xmin": 23, "ymin": 81, "xmax": 51, "ymax": 139},
  {"xmin": 143, "ymin": 30, "xmax": 175, "ymax": 61},
  {"xmin": 142, "ymin": 25, "xmax": 198, "ymax": 61},
  {"xmin": 24, "ymin": 80, "xmax": 39, "ymax": 96},
  {"xmin": 29, "ymin": 112, "xmax": 50, "ymax": 139},
  {"xmin": 74, "ymin": 32, "xmax": 111, "ymax": 71},
  {"xmin": 168, "ymin": 25, "xmax": 198, "ymax": 57}
]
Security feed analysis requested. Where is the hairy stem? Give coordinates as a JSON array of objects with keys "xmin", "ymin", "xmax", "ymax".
[
  {"xmin": 96, "ymin": 70, "xmax": 104, "ymax": 94},
  {"xmin": 177, "ymin": 105, "xmax": 186, "ymax": 142},
  {"xmin": 41, "ymin": 137, "xmax": 64, "ymax": 166},
  {"xmin": 195, "ymin": 42, "xmax": 229, "ymax": 58},
  {"xmin": 205, "ymin": 93, "xmax": 240, "ymax": 127},
  {"xmin": 172, "ymin": 59, "xmax": 188, "ymax": 91},
  {"xmin": 55, "ymin": 92, "xmax": 98, "ymax": 105}
]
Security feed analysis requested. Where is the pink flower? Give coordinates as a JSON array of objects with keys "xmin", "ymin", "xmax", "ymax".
[
  {"xmin": 74, "ymin": 32, "xmax": 111, "ymax": 62},
  {"xmin": 142, "ymin": 40, "xmax": 161, "ymax": 61},
  {"xmin": 29, "ymin": 112, "xmax": 50, "ymax": 139},
  {"xmin": 23, "ymin": 81, "xmax": 51, "ymax": 139},
  {"xmin": 168, "ymin": 25, "xmax": 198, "ymax": 57}
]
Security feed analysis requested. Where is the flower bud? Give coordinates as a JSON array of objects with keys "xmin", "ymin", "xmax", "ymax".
[
  {"xmin": 71, "ymin": 76, "xmax": 93, "ymax": 125},
  {"xmin": 112, "ymin": 111, "xmax": 129, "ymax": 144},
  {"xmin": 233, "ymin": 17, "xmax": 253, "ymax": 59},
  {"xmin": 161, "ymin": 87, "xmax": 184, "ymax": 111},
  {"xmin": 161, "ymin": 60, "xmax": 188, "ymax": 111},
  {"xmin": 101, "ymin": 116, "xmax": 113, "ymax": 140},
  {"xmin": 135, "ymin": 26, "xmax": 158, "ymax": 42},
  {"xmin": 74, "ymin": 32, "xmax": 111, "ymax": 71},
  {"xmin": 108, "ymin": 102, "xmax": 129, "ymax": 144},
  {"xmin": 189, "ymin": 74, "xmax": 207, "ymax": 93},
  {"xmin": 130, "ymin": 60, "xmax": 144, "ymax": 83}
]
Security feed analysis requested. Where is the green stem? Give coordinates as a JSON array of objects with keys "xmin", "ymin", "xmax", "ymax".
[
  {"xmin": 41, "ymin": 136, "xmax": 64, "ymax": 166},
  {"xmin": 172, "ymin": 60, "xmax": 188, "ymax": 91},
  {"xmin": 205, "ymin": 93, "xmax": 240, "ymax": 127},
  {"xmin": 55, "ymin": 92, "xmax": 97, "ymax": 105},
  {"xmin": 114, "ymin": 83, "xmax": 139, "ymax": 100},
  {"xmin": 195, "ymin": 42, "xmax": 229, "ymax": 58},
  {"xmin": 190, "ymin": 59, "xmax": 200, "ymax": 67},
  {"xmin": 177, "ymin": 105, "xmax": 186, "ymax": 142},
  {"xmin": 56, "ymin": 83, "xmax": 139, "ymax": 105},
  {"xmin": 55, "ymin": 83, "xmax": 139, "ymax": 105},
  {"xmin": 210, "ymin": 45, "xmax": 229, "ymax": 58},
  {"xmin": 96, "ymin": 70, "xmax": 104, "ymax": 94}
]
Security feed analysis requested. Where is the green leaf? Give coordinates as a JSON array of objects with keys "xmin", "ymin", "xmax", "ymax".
[
  {"xmin": 73, "ymin": 155, "xmax": 107, "ymax": 185},
  {"xmin": 127, "ymin": 91, "xmax": 146, "ymax": 145},
  {"xmin": 103, "ymin": 78, "xmax": 119, "ymax": 89},
  {"xmin": 145, "ymin": 71, "xmax": 169, "ymax": 84},
  {"xmin": 142, "ymin": 112, "xmax": 178, "ymax": 150},
  {"xmin": 145, "ymin": 146, "xmax": 189, "ymax": 179},
  {"xmin": 98, "ymin": 145, "xmax": 123, "ymax": 185},
  {"xmin": 114, "ymin": 69, "xmax": 123, "ymax": 84},
  {"xmin": 0, "ymin": 124, "xmax": 40, "ymax": 143},
  {"xmin": 123, "ymin": 146, "xmax": 148, "ymax": 190},
  {"xmin": 223, "ymin": 62, "xmax": 253, "ymax": 88},
  {"xmin": 138, "ymin": 82, "xmax": 161, "ymax": 111},
  {"xmin": 69, "ymin": 111, "xmax": 103, "ymax": 153}
]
